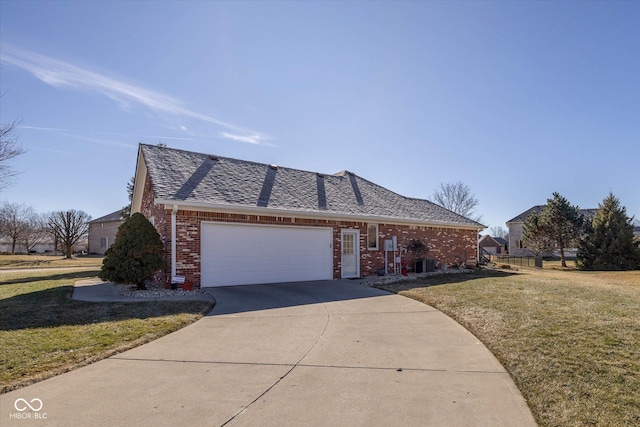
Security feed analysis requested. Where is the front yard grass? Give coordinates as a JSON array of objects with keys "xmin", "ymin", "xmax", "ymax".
[
  {"xmin": 377, "ymin": 269, "xmax": 640, "ymax": 427},
  {"xmin": 0, "ymin": 254, "xmax": 104, "ymax": 269},
  {"xmin": 0, "ymin": 269, "xmax": 213, "ymax": 393}
]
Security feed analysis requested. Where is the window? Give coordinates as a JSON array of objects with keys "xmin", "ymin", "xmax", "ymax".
[
  {"xmin": 100, "ymin": 237, "xmax": 107, "ymax": 248},
  {"xmin": 367, "ymin": 224, "xmax": 378, "ymax": 250}
]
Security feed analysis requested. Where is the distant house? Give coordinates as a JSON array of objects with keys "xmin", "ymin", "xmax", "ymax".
[
  {"xmin": 478, "ymin": 235, "xmax": 502, "ymax": 255},
  {"xmin": 0, "ymin": 236, "xmax": 55, "ymax": 254},
  {"xmin": 494, "ymin": 237, "xmax": 508, "ymax": 253},
  {"xmin": 506, "ymin": 206, "xmax": 597, "ymax": 256},
  {"xmin": 88, "ymin": 210, "xmax": 125, "ymax": 255}
]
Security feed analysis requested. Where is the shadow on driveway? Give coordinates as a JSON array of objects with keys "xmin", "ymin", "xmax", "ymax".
[{"xmin": 205, "ymin": 279, "xmax": 391, "ymax": 316}]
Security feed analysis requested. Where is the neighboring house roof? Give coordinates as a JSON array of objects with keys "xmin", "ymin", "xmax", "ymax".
[
  {"xmin": 135, "ymin": 144, "xmax": 484, "ymax": 229},
  {"xmin": 507, "ymin": 206, "xmax": 597, "ymax": 224},
  {"xmin": 493, "ymin": 237, "xmax": 508, "ymax": 245},
  {"xmin": 478, "ymin": 235, "xmax": 500, "ymax": 247},
  {"xmin": 89, "ymin": 210, "xmax": 124, "ymax": 224}
]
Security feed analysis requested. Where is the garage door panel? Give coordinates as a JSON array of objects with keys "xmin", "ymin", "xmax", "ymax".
[{"xmin": 201, "ymin": 223, "xmax": 333, "ymax": 287}]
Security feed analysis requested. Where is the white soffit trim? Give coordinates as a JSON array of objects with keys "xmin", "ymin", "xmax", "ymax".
[
  {"xmin": 131, "ymin": 149, "xmax": 148, "ymax": 214},
  {"xmin": 155, "ymin": 199, "xmax": 486, "ymax": 231}
]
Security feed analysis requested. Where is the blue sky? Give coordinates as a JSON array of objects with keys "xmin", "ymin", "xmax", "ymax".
[{"xmin": 1, "ymin": 1, "xmax": 638, "ymax": 231}]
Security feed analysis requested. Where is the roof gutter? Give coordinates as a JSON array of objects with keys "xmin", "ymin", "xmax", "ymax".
[{"xmin": 154, "ymin": 198, "xmax": 486, "ymax": 231}]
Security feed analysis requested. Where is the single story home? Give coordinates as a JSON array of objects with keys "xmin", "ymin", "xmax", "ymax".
[
  {"xmin": 478, "ymin": 235, "xmax": 503, "ymax": 255},
  {"xmin": 88, "ymin": 210, "xmax": 125, "ymax": 255},
  {"xmin": 131, "ymin": 144, "xmax": 485, "ymax": 288},
  {"xmin": 506, "ymin": 205, "xmax": 597, "ymax": 256}
]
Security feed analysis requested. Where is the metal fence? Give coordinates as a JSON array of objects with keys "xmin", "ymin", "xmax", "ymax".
[{"xmin": 488, "ymin": 254, "xmax": 542, "ymax": 268}]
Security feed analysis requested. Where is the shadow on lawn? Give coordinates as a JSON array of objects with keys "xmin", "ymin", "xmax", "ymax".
[
  {"xmin": 0, "ymin": 284, "xmax": 212, "ymax": 331},
  {"xmin": 0, "ymin": 270, "xmax": 100, "ymax": 286},
  {"xmin": 374, "ymin": 269, "xmax": 518, "ymax": 293}
]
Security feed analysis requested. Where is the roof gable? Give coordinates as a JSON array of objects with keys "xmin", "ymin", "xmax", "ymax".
[
  {"xmin": 493, "ymin": 237, "xmax": 508, "ymax": 245},
  {"xmin": 138, "ymin": 144, "xmax": 484, "ymax": 228},
  {"xmin": 89, "ymin": 209, "xmax": 124, "ymax": 223},
  {"xmin": 479, "ymin": 235, "xmax": 500, "ymax": 247},
  {"xmin": 507, "ymin": 205, "xmax": 597, "ymax": 224}
]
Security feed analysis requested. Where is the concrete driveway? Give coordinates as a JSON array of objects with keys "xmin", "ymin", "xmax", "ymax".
[{"xmin": 0, "ymin": 280, "xmax": 536, "ymax": 426}]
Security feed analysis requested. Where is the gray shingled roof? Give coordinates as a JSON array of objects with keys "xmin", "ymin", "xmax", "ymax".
[
  {"xmin": 139, "ymin": 144, "xmax": 483, "ymax": 228},
  {"xmin": 507, "ymin": 205, "xmax": 597, "ymax": 223},
  {"xmin": 493, "ymin": 237, "xmax": 508, "ymax": 245},
  {"xmin": 89, "ymin": 209, "xmax": 124, "ymax": 223}
]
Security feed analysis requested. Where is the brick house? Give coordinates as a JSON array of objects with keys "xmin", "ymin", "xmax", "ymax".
[
  {"xmin": 131, "ymin": 144, "xmax": 485, "ymax": 288},
  {"xmin": 478, "ymin": 235, "xmax": 502, "ymax": 255},
  {"xmin": 87, "ymin": 210, "xmax": 125, "ymax": 255}
]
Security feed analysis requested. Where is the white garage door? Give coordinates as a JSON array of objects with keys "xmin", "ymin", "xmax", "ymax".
[{"xmin": 201, "ymin": 223, "xmax": 333, "ymax": 287}]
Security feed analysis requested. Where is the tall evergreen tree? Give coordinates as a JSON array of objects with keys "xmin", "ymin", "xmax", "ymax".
[
  {"xmin": 577, "ymin": 193, "xmax": 640, "ymax": 270},
  {"xmin": 522, "ymin": 211, "xmax": 555, "ymax": 257},
  {"xmin": 540, "ymin": 193, "xmax": 583, "ymax": 268},
  {"xmin": 523, "ymin": 193, "xmax": 582, "ymax": 267},
  {"xmin": 99, "ymin": 213, "xmax": 164, "ymax": 289}
]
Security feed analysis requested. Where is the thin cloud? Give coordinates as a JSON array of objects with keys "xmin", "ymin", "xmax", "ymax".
[
  {"xmin": 1, "ymin": 44, "xmax": 270, "ymax": 144},
  {"xmin": 28, "ymin": 146, "xmax": 75, "ymax": 155},
  {"xmin": 19, "ymin": 125, "xmax": 68, "ymax": 132},
  {"xmin": 220, "ymin": 132, "xmax": 265, "ymax": 145},
  {"xmin": 94, "ymin": 131, "xmax": 194, "ymax": 141},
  {"xmin": 220, "ymin": 132, "xmax": 279, "ymax": 147}
]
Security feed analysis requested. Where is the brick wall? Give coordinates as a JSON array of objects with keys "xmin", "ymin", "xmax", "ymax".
[
  {"xmin": 140, "ymin": 175, "xmax": 170, "ymax": 284},
  {"xmin": 139, "ymin": 179, "xmax": 478, "ymax": 288}
]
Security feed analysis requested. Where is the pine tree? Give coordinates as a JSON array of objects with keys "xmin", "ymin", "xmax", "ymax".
[
  {"xmin": 577, "ymin": 193, "xmax": 640, "ymax": 270},
  {"xmin": 536, "ymin": 193, "xmax": 583, "ymax": 268},
  {"xmin": 99, "ymin": 212, "xmax": 164, "ymax": 289},
  {"xmin": 522, "ymin": 211, "xmax": 555, "ymax": 257}
]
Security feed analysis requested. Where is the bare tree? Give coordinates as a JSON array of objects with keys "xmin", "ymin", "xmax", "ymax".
[
  {"xmin": 47, "ymin": 210, "xmax": 91, "ymax": 258},
  {"xmin": 21, "ymin": 212, "xmax": 49, "ymax": 254},
  {"xmin": 489, "ymin": 226, "xmax": 509, "ymax": 240},
  {"xmin": 430, "ymin": 181, "xmax": 482, "ymax": 222},
  {"xmin": 0, "ymin": 118, "xmax": 25, "ymax": 191},
  {"xmin": 0, "ymin": 202, "xmax": 34, "ymax": 254},
  {"xmin": 121, "ymin": 176, "xmax": 135, "ymax": 218}
]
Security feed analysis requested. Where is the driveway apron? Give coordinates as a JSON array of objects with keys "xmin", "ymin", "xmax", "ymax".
[{"xmin": 0, "ymin": 280, "xmax": 537, "ymax": 426}]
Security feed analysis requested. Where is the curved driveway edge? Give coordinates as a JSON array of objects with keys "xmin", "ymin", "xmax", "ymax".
[{"xmin": 0, "ymin": 280, "xmax": 536, "ymax": 426}]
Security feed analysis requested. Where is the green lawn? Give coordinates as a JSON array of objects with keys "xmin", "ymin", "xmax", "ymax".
[
  {"xmin": 0, "ymin": 269, "xmax": 213, "ymax": 393},
  {"xmin": 0, "ymin": 254, "xmax": 104, "ymax": 269},
  {"xmin": 377, "ymin": 269, "xmax": 640, "ymax": 427}
]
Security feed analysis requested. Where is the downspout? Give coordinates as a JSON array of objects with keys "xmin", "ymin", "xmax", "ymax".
[
  {"xmin": 171, "ymin": 204, "xmax": 178, "ymax": 279},
  {"xmin": 477, "ymin": 228, "xmax": 482, "ymax": 264}
]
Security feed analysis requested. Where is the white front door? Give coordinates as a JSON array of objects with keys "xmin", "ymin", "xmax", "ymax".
[{"xmin": 341, "ymin": 230, "xmax": 360, "ymax": 278}]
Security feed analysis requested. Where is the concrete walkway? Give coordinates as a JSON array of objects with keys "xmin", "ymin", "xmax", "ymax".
[{"xmin": 0, "ymin": 280, "xmax": 537, "ymax": 426}]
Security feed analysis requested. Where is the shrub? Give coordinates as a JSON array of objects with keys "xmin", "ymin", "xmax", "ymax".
[
  {"xmin": 407, "ymin": 238, "xmax": 428, "ymax": 259},
  {"xmin": 577, "ymin": 193, "xmax": 640, "ymax": 270},
  {"xmin": 99, "ymin": 213, "xmax": 164, "ymax": 290}
]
